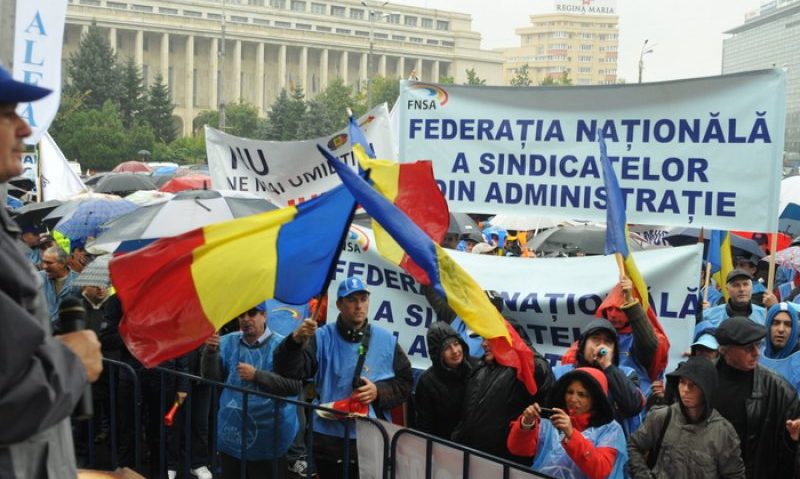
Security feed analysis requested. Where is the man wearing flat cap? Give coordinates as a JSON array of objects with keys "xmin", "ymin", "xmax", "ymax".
[
  {"xmin": 0, "ymin": 65, "xmax": 102, "ymax": 478},
  {"xmin": 699, "ymin": 269, "xmax": 770, "ymax": 334},
  {"xmin": 713, "ymin": 316, "xmax": 800, "ymax": 478}
]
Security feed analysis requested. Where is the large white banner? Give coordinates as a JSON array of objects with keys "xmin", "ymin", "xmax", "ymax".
[
  {"xmin": 398, "ymin": 70, "xmax": 786, "ymax": 232},
  {"xmin": 206, "ymin": 104, "xmax": 395, "ymax": 206},
  {"xmin": 13, "ymin": 0, "xmax": 68, "ymax": 144},
  {"xmin": 40, "ymin": 132, "xmax": 87, "ymax": 201},
  {"xmin": 328, "ymin": 226, "xmax": 702, "ymax": 372}
]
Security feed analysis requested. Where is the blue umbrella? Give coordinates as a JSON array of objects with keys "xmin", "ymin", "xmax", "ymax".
[
  {"xmin": 55, "ymin": 198, "xmax": 138, "ymax": 246},
  {"xmin": 153, "ymin": 165, "xmax": 178, "ymax": 176}
]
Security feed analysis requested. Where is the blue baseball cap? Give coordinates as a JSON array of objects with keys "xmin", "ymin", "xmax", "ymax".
[
  {"xmin": 254, "ymin": 301, "xmax": 268, "ymax": 313},
  {"xmin": 337, "ymin": 276, "xmax": 370, "ymax": 299},
  {"xmin": 0, "ymin": 65, "xmax": 52, "ymax": 103}
]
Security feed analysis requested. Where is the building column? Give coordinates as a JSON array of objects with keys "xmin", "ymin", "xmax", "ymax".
[
  {"xmin": 184, "ymin": 35, "xmax": 194, "ymax": 133},
  {"xmin": 81, "ymin": 25, "xmax": 89, "ymax": 38},
  {"xmin": 135, "ymin": 30, "xmax": 143, "ymax": 66},
  {"xmin": 299, "ymin": 46, "xmax": 308, "ymax": 97},
  {"xmin": 433, "ymin": 60, "xmax": 440, "ymax": 83},
  {"xmin": 397, "ymin": 56, "xmax": 405, "ymax": 78},
  {"xmin": 278, "ymin": 44, "xmax": 287, "ymax": 90},
  {"xmin": 359, "ymin": 52, "xmax": 368, "ymax": 90},
  {"xmin": 415, "ymin": 58, "xmax": 422, "ymax": 80},
  {"xmin": 233, "ymin": 39, "xmax": 242, "ymax": 101},
  {"xmin": 210, "ymin": 37, "xmax": 218, "ymax": 110},
  {"xmin": 320, "ymin": 48, "xmax": 329, "ymax": 90},
  {"xmin": 378, "ymin": 55, "xmax": 387, "ymax": 77},
  {"xmin": 256, "ymin": 42, "xmax": 265, "ymax": 114},
  {"xmin": 109, "ymin": 28, "xmax": 116, "ymax": 52},
  {"xmin": 160, "ymin": 32, "xmax": 169, "ymax": 79},
  {"xmin": 339, "ymin": 50, "xmax": 348, "ymax": 84}
]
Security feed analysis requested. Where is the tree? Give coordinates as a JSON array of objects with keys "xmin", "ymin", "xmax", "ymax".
[
  {"xmin": 369, "ymin": 76, "xmax": 400, "ymax": 109},
  {"xmin": 438, "ymin": 75, "xmax": 455, "ymax": 85},
  {"xmin": 297, "ymin": 79, "xmax": 364, "ymax": 139},
  {"xmin": 539, "ymin": 76, "xmax": 557, "ymax": 86},
  {"xmin": 193, "ymin": 110, "xmax": 220, "ymax": 134},
  {"xmin": 510, "ymin": 64, "xmax": 532, "ymax": 87},
  {"xmin": 64, "ymin": 24, "xmax": 122, "ymax": 110},
  {"xmin": 144, "ymin": 73, "xmax": 177, "ymax": 143},
  {"xmin": 558, "ymin": 70, "xmax": 573, "ymax": 86},
  {"xmin": 266, "ymin": 87, "xmax": 306, "ymax": 140},
  {"xmin": 464, "ymin": 68, "xmax": 486, "ymax": 86},
  {"xmin": 224, "ymin": 102, "xmax": 269, "ymax": 138},
  {"xmin": 118, "ymin": 58, "xmax": 146, "ymax": 129}
]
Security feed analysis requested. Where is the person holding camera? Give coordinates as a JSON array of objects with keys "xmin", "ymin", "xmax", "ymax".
[{"xmin": 508, "ymin": 367, "xmax": 628, "ymax": 479}]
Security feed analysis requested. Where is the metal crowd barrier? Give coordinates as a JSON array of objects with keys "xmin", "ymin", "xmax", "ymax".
[{"xmin": 79, "ymin": 361, "xmax": 551, "ymax": 479}]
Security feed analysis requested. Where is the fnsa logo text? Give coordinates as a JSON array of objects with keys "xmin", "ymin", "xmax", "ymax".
[{"xmin": 407, "ymin": 99, "xmax": 438, "ymax": 110}]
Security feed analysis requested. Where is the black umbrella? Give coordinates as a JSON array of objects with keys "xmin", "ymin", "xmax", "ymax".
[
  {"xmin": 664, "ymin": 228, "xmax": 764, "ymax": 258},
  {"xmin": 93, "ymin": 173, "xmax": 157, "ymax": 195},
  {"xmin": 84, "ymin": 172, "xmax": 115, "ymax": 187},
  {"xmin": 11, "ymin": 199, "xmax": 63, "ymax": 231},
  {"xmin": 9, "ymin": 176, "xmax": 35, "ymax": 191},
  {"xmin": 448, "ymin": 212, "xmax": 480, "ymax": 236}
]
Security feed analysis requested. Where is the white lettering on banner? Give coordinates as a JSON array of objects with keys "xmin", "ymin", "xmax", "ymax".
[
  {"xmin": 206, "ymin": 103, "xmax": 396, "ymax": 206},
  {"xmin": 327, "ymin": 226, "xmax": 702, "ymax": 373},
  {"xmin": 13, "ymin": 0, "xmax": 69, "ymax": 143},
  {"xmin": 398, "ymin": 71, "xmax": 786, "ymax": 232}
]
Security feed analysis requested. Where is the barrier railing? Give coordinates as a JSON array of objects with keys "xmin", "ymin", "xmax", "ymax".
[{"xmin": 80, "ymin": 361, "xmax": 552, "ymax": 479}]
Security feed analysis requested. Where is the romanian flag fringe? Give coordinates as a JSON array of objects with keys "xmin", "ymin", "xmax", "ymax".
[
  {"xmin": 709, "ymin": 230, "xmax": 734, "ymax": 300},
  {"xmin": 598, "ymin": 132, "xmax": 669, "ymax": 380},
  {"xmin": 320, "ymin": 144, "xmax": 538, "ymax": 396},
  {"xmin": 109, "ymin": 185, "xmax": 356, "ymax": 367}
]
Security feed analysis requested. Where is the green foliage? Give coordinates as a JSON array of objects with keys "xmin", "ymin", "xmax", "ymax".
[
  {"xmin": 510, "ymin": 64, "xmax": 532, "ymax": 87},
  {"xmin": 540, "ymin": 76, "xmax": 557, "ymax": 86},
  {"xmin": 144, "ymin": 73, "xmax": 177, "ymax": 143},
  {"xmin": 193, "ymin": 110, "xmax": 220, "ymax": 134},
  {"xmin": 64, "ymin": 24, "xmax": 122, "ymax": 110},
  {"xmin": 118, "ymin": 58, "xmax": 146, "ymax": 129},
  {"xmin": 297, "ymin": 79, "xmax": 364, "ymax": 139},
  {"xmin": 369, "ymin": 76, "xmax": 400, "ymax": 109},
  {"xmin": 224, "ymin": 102, "xmax": 269, "ymax": 138},
  {"xmin": 559, "ymin": 70, "xmax": 573, "ymax": 86},
  {"xmin": 464, "ymin": 68, "xmax": 486, "ymax": 86},
  {"xmin": 266, "ymin": 87, "xmax": 306, "ymax": 140},
  {"xmin": 438, "ymin": 75, "xmax": 455, "ymax": 85}
]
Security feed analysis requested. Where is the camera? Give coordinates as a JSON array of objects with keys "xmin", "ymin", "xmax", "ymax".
[{"xmin": 539, "ymin": 407, "xmax": 557, "ymax": 419}]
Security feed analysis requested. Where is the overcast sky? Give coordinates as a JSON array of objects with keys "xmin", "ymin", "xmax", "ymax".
[{"xmin": 391, "ymin": 0, "xmax": 766, "ymax": 83}]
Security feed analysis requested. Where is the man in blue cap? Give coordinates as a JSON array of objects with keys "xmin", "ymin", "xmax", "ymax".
[
  {"xmin": 275, "ymin": 275, "xmax": 412, "ymax": 478},
  {"xmin": 0, "ymin": 65, "xmax": 103, "ymax": 478},
  {"xmin": 699, "ymin": 269, "xmax": 768, "ymax": 331}
]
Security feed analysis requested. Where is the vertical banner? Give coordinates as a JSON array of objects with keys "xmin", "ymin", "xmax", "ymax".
[
  {"xmin": 40, "ymin": 132, "xmax": 87, "ymax": 200},
  {"xmin": 13, "ymin": 0, "xmax": 68, "ymax": 144}
]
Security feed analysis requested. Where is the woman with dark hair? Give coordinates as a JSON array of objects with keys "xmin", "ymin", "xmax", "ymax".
[{"xmin": 508, "ymin": 367, "xmax": 627, "ymax": 479}]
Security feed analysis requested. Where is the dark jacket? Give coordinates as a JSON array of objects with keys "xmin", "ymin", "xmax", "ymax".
[
  {"xmin": 413, "ymin": 322, "xmax": 477, "ymax": 438},
  {"xmin": 628, "ymin": 357, "xmax": 745, "ymax": 478},
  {"xmin": 0, "ymin": 208, "xmax": 85, "ymax": 478},
  {"xmin": 714, "ymin": 360, "xmax": 800, "ymax": 479},
  {"xmin": 451, "ymin": 345, "xmax": 554, "ymax": 464}
]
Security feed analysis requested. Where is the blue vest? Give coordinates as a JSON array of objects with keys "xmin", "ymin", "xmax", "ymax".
[
  {"xmin": 39, "ymin": 270, "xmax": 80, "ymax": 324},
  {"xmin": 760, "ymin": 349, "xmax": 800, "ymax": 395},
  {"xmin": 532, "ymin": 418, "xmax": 628, "ymax": 479},
  {"xmin": 701, "ymin": 303, "xmax": 766, "ymax": 330},
  {"xmin": 313, "ymin": 323, "xmax": 396, "ymax": 438},
  {"xmin": 553, "ymin": 363, "xmax": 644, "ymax": 437},
  {"xmin": 216, "ymin": 331, "xmax": 298, "ymax": 460}
]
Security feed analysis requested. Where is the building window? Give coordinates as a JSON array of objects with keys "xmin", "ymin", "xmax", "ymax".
[
  {"xmin": 392, "ymin": 35, "xmax": 406, "ymax": 41},
  {"xmin": 107, "ymin": 2, "xmax": 127, "ymax": 9},
  {"xmin": 581, "ymin": 32, "xmax": 594, "ymax": 40},
  {"xmin": 316, "ymin": 25, "xmax": 331, "ymax": 32},
  {"xmin": 350, "ymin": 8, "xmax": 364, "ymax": 20},
  {"xmin": 426, "ymin": 39, "xmax": 439, "ymax": 45},
  {"xmin": 436, "ymin": 20, "xmax": 449, "ymax": 31},
  {"xmin": 207, "ymin": 13, "xmax": 222, "ymax": 20},
  {"xmin": 253, "ymin": 18, "xmax": 270, "ymax": 25},
  {"xmin": 374, "ymin": 32, "xmax": 388, "ymax": 39},
  {"xmin": 335, "ymin": 28, "xmax": 351, "ymax": 34},
  {"xmin": 250, "ymin": 0, "xmax": 265, "ymax": 5},
  {"xmin": 355, "ymin": 30, "xmax": 369, "ymax": 37},
  {"xmin": 159, "ymin": 7, "xmax": 178, "ymax": 14},
  {"xmin": 231, "ymin": 15, "xmax": 249, "ymax": 22},
  {"xmin": 404, "ymin": 16, "xmax": 417, "ymax": 27},
  {"xmin": 79, "ymin": 0, "xmax": 100, "ymax": 5},
  {"xmin": 579, "ymin": 55, "xmax": 592, "ymax": 62},
  {"xmin": 270, "ymin": 0, "xmax": 285, "ymax": 8},
  {"xmin": 579, "ymin": 66, "xmax": 591, "ymax": 73},
  {"xmin": 580, "ymin": 44, "xmax": 592, "ymax": 51},
  {"xmin": 291, "ymin": 1, "xmax": 306, "ymax": 12},
  {"xmin": 409, "ymin": 36, "xmax": 422, "ymax": 43},
  {"xmin": 275, "ymin": 20, "xmax": 291, "ymax": 27},
  {"xmin": 421, "ymin": 18, "xmax": 433, "ymax": 28},
  {"xmin": 296, "ymin": 23, "xmax": 312, "ymax": 30},
  {"xmin": 331, "ymin": 5, "xmax": 345, "ymax": 17},
  {"xmin": 442, "ymin": 40, "xmax": 454, "ymax": 47},
  {"xmin": 131, "ymin": 4, "xmax": 153, "ymax": 12},
  {"xmin": 143, "ymin": 36, "xmax": 149, "ymax": 51},
  {"xmin": 184, "ymin": 10, "xmax": 202, "ymax": 17},
  {"xmin": 387, "ymin": 13, "xmax": 400, "ymax": 24},
  {"xmin": 311, "ymin": 2, "xmax": 325, "ymax": 14}
]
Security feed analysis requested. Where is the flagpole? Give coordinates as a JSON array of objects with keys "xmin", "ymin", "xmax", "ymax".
[
  {"xmin": 767, "ymin": 231, "xmax": 779, "ymax": 291},
  {"xmin": 703, "ymin": 261, "xmax": 712, "ymax": 303},
  {"xmin": 36, "ymin": 141, "xmax": 42, "ymax": 202}
]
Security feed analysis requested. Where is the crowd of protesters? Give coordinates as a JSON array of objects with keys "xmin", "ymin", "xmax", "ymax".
[{"xmin": 5, "ymin": 64, "xmax": 800, "ymax": 479}]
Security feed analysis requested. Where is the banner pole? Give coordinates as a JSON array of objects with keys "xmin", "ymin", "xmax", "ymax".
[
  {"xmin": 703, "ymin": 261, "xmax": 712, "ymax": 303},
  {"xmin": 36, "ymin": 141, "xmax": 42, "ymax": 202},
  {"xmin": 767, "ymin": 232, "xmax": 779, "ymax": 292}
]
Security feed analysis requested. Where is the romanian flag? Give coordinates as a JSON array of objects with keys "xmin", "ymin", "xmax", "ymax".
[
  {"xmin": 348, "ymin": 114, "xmax": 376, "ymax": 159},
  {"xmin": 598, "ymin": 133, "xmax": 669, "ymax": 380},
  {"xmin": 320, "ymin": 145, "xmax": 538, "ymax": 396},
  {"xmin": 109, "ymin": 185, "xmax": 356, "ymax": 367},
  {"xmin": 708, "ymin": 230, "xmax": 734, "ymax": 301},
  {"xmin": 354, "ymin": 148, "xmax": 449, "ymax": 285}
]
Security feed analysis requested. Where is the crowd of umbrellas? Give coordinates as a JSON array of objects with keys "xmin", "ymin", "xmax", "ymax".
[{"xmin": 6, "ymin": 162, "xmax": 800, "ymax": 283}]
